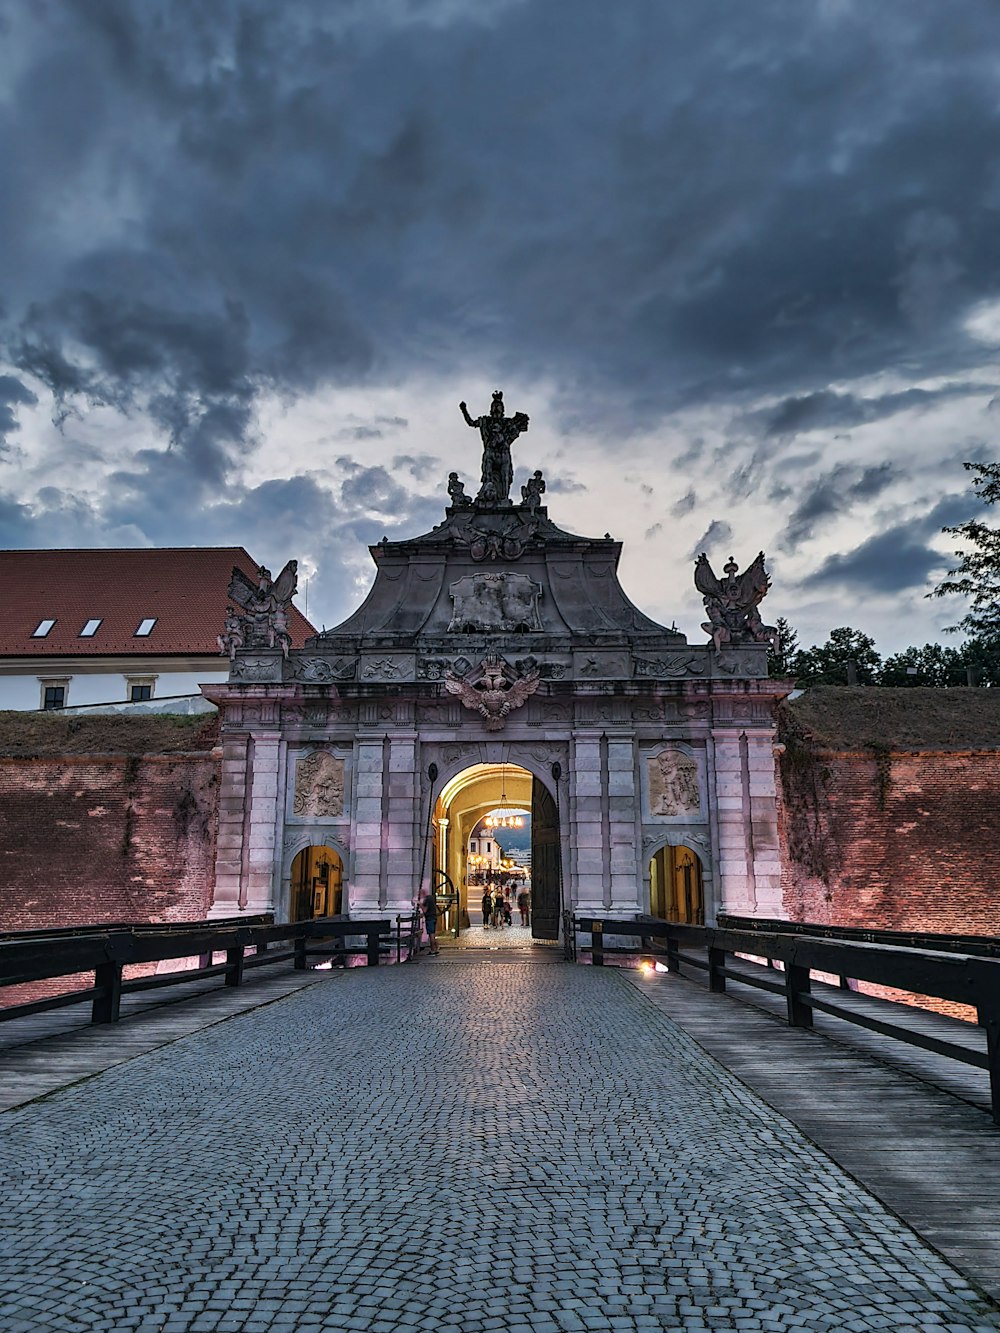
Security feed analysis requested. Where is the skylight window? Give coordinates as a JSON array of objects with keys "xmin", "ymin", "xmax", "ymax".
[
  {"xmin": 134, "ymin": 618, "xmax": 157, "ymax": 637},
  {"xmin": 31, "ymin": 619, "xmax": 56, "ymax": 638},
  {"xmin": 79, "ymin": 619, "xmax": 103, "ymax": 637}
]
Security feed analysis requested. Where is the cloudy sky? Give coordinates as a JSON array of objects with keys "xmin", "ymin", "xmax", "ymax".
[{"xmin": 2, "ymin": 0, "xmax": 1000, "ymax": 651}]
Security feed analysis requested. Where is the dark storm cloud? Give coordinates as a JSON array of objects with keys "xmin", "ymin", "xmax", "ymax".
[
  {"xmin": 0, "ymin": 374, "xmax": 37, "ymax": 450},
  {"xmin": 3, "ymin": 0, "xmax": 1000, "ymax": 630},
  {"xmin": 751, "ymin": 383, "xmax": 989, "ymax": 438},
  {"xmin": 690, "ymin": 520, "xmax": 733, "ymax": 560},
  {"xmin": 781, "ymin": 463, "xmax": 897, "ymax": 550},
  {"xmin": 807, "ymin": 492, "xmax": 983, "ymax": 595},
  {"xmin": 670, "ymin": 489, "xmax": 697, "ymax": 518}
]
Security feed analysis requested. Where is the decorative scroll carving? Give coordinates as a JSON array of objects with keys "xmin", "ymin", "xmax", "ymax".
[
  {"xmin": 230, "ymin": 656, "xmax": 282, "ymax": 682},
  {"xmin": 291, "ymin": 656, "xmax": 357, "ymax": 683},
  {"xmin": 694, "ymin": 551, "xmax": 778, "ymax": 653},
  {"xmin": 223, "ymin": 559, "xmax": 298, "ymax": 657},
  {"xmin": 444, "ymin": 652, "xmax": 541, "ymax": 731},
  {"xmin": 451, "ymin": 513, "xmax": 540, "ymax": 561},
  {"xmin": 514, "ymin": 655, "xmax": 566, "ymax": 681},
  {"xmin": 634, "ymin": 654, "xmax": 706, "ymax": 678},
  {"xmin": 459, "ymin": 390, "xmax": 529, "ymax": 504},
  {"xmin": 418, "ymin": 658, "xmax": 453, "ymax": 681},
  {"xmin": 293, "ymin": 751, "xmax": 345, "ymax": 818},
  {"xmin": 363, "ymin": 658, "xmax": 403, "ymax": 680},
  {"xmin": 448, "ymin": 572, "xmax": 542, "ymax": 633},
  {"xmin": 648, "ymin": 749, "xmax": 701, "ymax": 818}
]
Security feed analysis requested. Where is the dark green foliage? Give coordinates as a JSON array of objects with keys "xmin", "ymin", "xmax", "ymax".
[
  {"xmin": 790, "ymin": 627, "xmax": 882, "ymax": 686},
  {"xmin": 929, "ymin": 461, "xmax": 1000, "ymax": 639},
  {"xmin": 767, "ymin": 616, "xmax": 799, "ymax": 676}
]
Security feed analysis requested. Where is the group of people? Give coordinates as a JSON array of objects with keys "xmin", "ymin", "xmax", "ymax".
[
  {"xmin": 481, "ymin": 885, "xmax": 531, "ymax": 929},
  {"xmin": 419, "ymin": 882, "xmax": 532, "ymax": 955}
]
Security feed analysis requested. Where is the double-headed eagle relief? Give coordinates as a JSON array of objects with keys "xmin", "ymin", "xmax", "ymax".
[
  {"xmin": 219, "ymin": 559, "xmax": 298, "ymax": 659},
  {"xmin": 459, "ymin": 391, "xmax": 530, "ymax": 505},
  {"xmin": 444, "ymin": 652, "xmax": 541, "ymax": 730},
  {"xmin": 694, "ymin": 551, "xmax": 778, "ymax": 654}
]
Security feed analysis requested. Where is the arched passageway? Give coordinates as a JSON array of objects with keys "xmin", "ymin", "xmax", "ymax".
[
  {"xmin": 290, "ymin": 845, "xmax": 344, "ymax": 921},
  {"xmin": 649, "ymin": 844, "xmax": 704, "ymax": 925},
  {"xmin": 432, "ymin": 763, "xmax": 561, "ymax": 945}
]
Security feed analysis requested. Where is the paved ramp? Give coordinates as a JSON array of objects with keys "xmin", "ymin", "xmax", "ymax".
[{"xmin": 2, "ymin": 964, "xmax": 999, "ymax": 1332}]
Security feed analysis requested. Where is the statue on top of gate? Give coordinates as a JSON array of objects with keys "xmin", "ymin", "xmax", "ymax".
[
  {"xmin": 459, "ymin": 390, "xmax": 530, "ymax": 505},
  {"xmin": 694, "ymin": 550, "xmax": 778, "ymax": 655},
  {"xmin": 220, "ymin": 559, "xmax": 298, "ymax": 659}
]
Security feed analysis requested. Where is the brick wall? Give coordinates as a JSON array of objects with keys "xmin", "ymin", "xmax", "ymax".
[
  {"xmin": 778, "ymin": 743, "xmax": 1000, "ymax": 937},
  {"xmin": 0, "ymin": 749, "xmax": 220, "ymax": 931}
]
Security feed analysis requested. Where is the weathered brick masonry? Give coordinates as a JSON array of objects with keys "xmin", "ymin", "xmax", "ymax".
[
  {"xmin": 0, "ymin": 713, "xmax": 220, "ymax": 931},
  {"xmin": 778, "ymin": 688, "xmax": 1000, "ymax": 936}
]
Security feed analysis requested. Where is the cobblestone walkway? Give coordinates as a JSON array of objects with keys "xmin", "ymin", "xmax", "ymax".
[{"xmin": 2, "ymin": 965, "xmax": 998, "ymax": 1332}]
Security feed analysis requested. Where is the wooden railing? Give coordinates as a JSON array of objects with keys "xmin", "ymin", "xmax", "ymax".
[
  {"xmin": 564, "ymin": 913, "xmax": 1000, "ymax": 1124},
  {"xmin": 0, "ymin": 915, "xmax": 392, "ymax": 1026}
]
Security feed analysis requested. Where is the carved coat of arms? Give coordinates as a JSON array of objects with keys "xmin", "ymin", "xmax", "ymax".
[
  {"xmin": 444, "ymin": 653, "xmax": 540, "ymax": 731},
  {"xmin": 447, "ymin": 572, "xmax": 542, "ymax": 632}
]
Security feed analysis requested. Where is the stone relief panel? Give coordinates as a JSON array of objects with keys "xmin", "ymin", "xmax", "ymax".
[
  {"xmin": 292, "ymin": 751, "xmax": 345, "ymax": 819},
  {"xmin": 648, "ymin": 749, "xmax": 701, "ymax": 817},
  {"xmin": 291, "ymin": 656, "xmax": 358, "ymax": 683},
  {"xmin": 448, "ymin": 572, "xmax": 542, "ymax": 632},
  {"xmin": 634, "ymin": 654, "xmax": 706, "ymax": 678}
]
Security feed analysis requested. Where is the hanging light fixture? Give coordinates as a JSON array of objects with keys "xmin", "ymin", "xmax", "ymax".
[{"xmin": 484, "ymin": 761, "xmax": 525, "ymax": 829}]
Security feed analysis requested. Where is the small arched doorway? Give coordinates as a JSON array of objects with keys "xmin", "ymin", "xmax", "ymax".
[
  {"xmin": 290, "ymin": 845, "xmax": 344, "ymax": 921},
  {"xmin": 649, "ymin": 844, "xmax": 704, "ymax": 925}
]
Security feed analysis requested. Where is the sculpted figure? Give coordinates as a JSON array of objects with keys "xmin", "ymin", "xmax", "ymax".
[
  {"xmin": 459, "ymin": 390, "xmax": 529, "ymax": 505},
  {"xmin": 694, "ymin": 551, "xmax": 778, "ymax": 653},
  {"xmin": 521, "ymin": 469, "xmax": 545, "ymax": 512},
  {"xmin": 447, "ymin": 472, "xmax": 472, "ymax": 508},
  {"xmin": 223, "ymin": 558, "xmax": 298, "ymax": 657},
  {"xmin": 444, "ymin": 652, "xmax": 540, "ymax": 731}
]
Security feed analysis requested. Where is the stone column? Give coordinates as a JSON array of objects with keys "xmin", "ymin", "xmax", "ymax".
[
  {"xmin": 606, "ymin": 735, "xmax": 641, "ymax": 915},
  {"xmin": 570, "ymin": 732, "xmax": 605, "ymax": 912},
  {"xmin": 209, "ymin": 735, "xmax": 251, "ymax": 918},
  {"xmin": 386, "ymin": 734, "xmax": 420, "ymax": 915},
  {"xmin": 711, "ymin": 728, "xmax": 756, "ymax": 916},
  {"xmin": 745, "ymin": 730, "xmax": 784, "ymax": 918},
  {"xmin": 242, "ymin": 733, "xmax": 282, "ymax": 916},
  {"xmin": 350, "ymin": 737, "xmax": 386, "ymax": 918}
]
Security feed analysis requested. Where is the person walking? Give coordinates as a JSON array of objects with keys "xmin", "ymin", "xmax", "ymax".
[
  {"xmin": 517, "ymin": 887, "xmax": 530, "ymax": 927},
  {"xmin": 423, "ymin": 889, "xmax": 440, "ymax": 956},
  {"xmin": 481, "ymin": 888, "xmax": 493, "ymax": 930}
]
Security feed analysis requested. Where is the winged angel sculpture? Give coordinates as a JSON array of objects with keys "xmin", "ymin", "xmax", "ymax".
[
  {"xmin": 219, "ymin": 560, "xmax": 298, "ymax": 659},
  {"xmin": 444, "ymin": 652, "xmax": 540, "ymax": 731},
  {"xmin": 694, "ymin": 551, "xmax": 778, "ymax": 654}
]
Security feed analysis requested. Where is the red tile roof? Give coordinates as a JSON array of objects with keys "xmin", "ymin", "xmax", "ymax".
[{"xmin": 0, "ymin": 548, "xmax": 316, "ymax": 656}]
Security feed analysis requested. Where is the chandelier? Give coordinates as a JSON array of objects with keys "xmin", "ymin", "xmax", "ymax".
[{"xmin": 484, "ymin": 763, "xmax": 525, "ymax": 829}]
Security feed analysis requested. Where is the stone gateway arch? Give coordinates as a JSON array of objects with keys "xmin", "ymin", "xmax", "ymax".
[{"xmin": 204, "ymin": 395, "xmax": 790, "ymax": 935}]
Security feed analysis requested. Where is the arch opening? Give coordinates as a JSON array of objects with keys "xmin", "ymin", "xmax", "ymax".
[
  {"xmin": 432, "ymin": 763, "xmax": 560, "ymax": 946},
  {"xmin": 648, "ymin": 844, "xmax": 704, "ymax": 926},
  {"xmin": 290, "ymin": 845, "xmax": 344, "ymax": 921}
]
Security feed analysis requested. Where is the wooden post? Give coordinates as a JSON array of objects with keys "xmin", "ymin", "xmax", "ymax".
[
  {"xmin": 786, "ymin": 963, "xmax": 813, "ymax": 1028},
  {"xmin": 979, "ymin": 1004, "xmax": 1000, "ymax": 1126},
  {"xmin": 294, "ymin": 932, "xmax": 308, "ymax": 971},
  {"xmin": 366, "ymin": 926, "xmax": 380, "ymax": 968},
  {"xmin": 225, "ymin": 945, "xmax": 244, "ymax": 988},
  {"xmin": 708, "ymin": 944, "xmax": 726, "ymax": 993},
  {"xmin": 666, "ymin": 929, "xmax": 680, "ymax": 974},
  {"xmin": 92, "ymin": 960, "xmax": 123, "ymax": 1024},
  {"xmin": 591, "ymin": 920, "xmax": 604, "ymax": 967}
]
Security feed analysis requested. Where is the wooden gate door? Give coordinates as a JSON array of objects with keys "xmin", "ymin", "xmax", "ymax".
[{"xmin": 531, "ymin": 779, "xmax": 561, "ymax": 940}]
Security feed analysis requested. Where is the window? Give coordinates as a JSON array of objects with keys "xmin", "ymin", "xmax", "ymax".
[
  {"xmin": 31, "ymin": 619, "xmax": 56, "ymax": 638},
  {"xmin": 79, "ymin": 619, "xmax": 102, "ymax": 637},
  {"xmin": 129, "ymin": 683, "xmax": 153, "ymax": 702},
  {"xmin": 39, "ymin": 679, "xmax": 69, "ymax": 710},
  {"xmin": 134, "ymin": 618, "xmax": 157, "ymax": 637}
]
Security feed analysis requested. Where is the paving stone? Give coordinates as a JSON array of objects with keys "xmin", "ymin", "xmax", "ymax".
[{"xmin": 1, "ymin": 964, "xmax": 999, "ymax": 1331}]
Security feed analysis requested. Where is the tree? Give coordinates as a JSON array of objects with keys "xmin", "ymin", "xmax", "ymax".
[
  {"xmin": 929, "ymin": 461, "xmax": 1000, "ymax": 639},
  {"xmin": 791, "ymin": 627, "xmax": 882, "ymax": 686},
  {"xmin": 879, "ymin": 643, "xmax": 967, "ymax": 687},
  {"xmin": 767, "ymin": 616, "xmax": 799, "ymax": 676}
]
